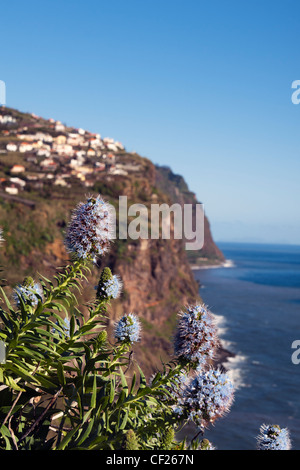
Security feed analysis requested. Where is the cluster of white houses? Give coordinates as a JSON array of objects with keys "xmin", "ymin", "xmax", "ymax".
[
  {"xmin": 0, "ymin": 113, "xmax": 141, "ymax": 194},
  {"xmin": 0, "ymin": 114, "xmax": 17, "ymax": 125},
  {"xmin": 5, "ymin": 126, "xmax": 124, "ymax": 158}
]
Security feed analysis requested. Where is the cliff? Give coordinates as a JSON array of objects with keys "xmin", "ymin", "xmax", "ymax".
[
  {"xmin": 0, "ymin": 107, "xmax": 229, "ymax": 376},
  {"xmin": 155, "ymin": 165, "xmax": 225, "ymax": 267}
]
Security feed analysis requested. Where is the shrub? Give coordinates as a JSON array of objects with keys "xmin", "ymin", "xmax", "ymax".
[{"xmin": 0, "ymin": 195, "xmax": 291, "ymax": 450}]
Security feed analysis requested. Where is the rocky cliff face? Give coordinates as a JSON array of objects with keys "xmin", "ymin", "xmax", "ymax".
[
  {"xmin": 155, "ymin": 165, "xmax": 225, "ymax": 266},
  {"xmin": 96, "ymin": 162, "xmax": 202, "ymax": 375},
  {"xmin": 0, "ymin": 107, "xmax": 226, "ymax": 376}
]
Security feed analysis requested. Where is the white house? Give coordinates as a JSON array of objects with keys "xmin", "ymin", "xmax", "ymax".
[
  {"xmin": 95, "ymin": 162, "xmax": 105, "ymax": 171},
  {"xmin": 6, "ymin": 143, "xmax": 18, "ymax": 152},
  {"xmin": 5, "ymin": 186, "xmax": 18, "ymax": 195},
  {"xmin": 35, "ymin": 132, "xmax": 53, "ymax": 143},
  {"xmin": 54, "ymin": 177, "xmax": 69, "ymax": 187},
  {"xmin": 54, "ymin": 135, "xmax": 67, "ymax": 145},
  {"xmin": 53, "ymin": 143, "xmax": 74, "ymax": 156},
  {"xmin": 0, "ymin": 115, "xmax": 17, "ymax": 124},
  {"xmin": 11, "ymin": 165, "xmax": 25, "ymax": 174},
  {"xmin": 10, "ymin": 177, "xmax": 26, "ymax": 188},
  {"xmin": 40, "ymin": 158, "xmax": 57, "ymax": 169},
  {"xmin": 84, "ymin": 180, "xmax": 94, "ymax": 188},
  {"xmin": 89, "ymin": 138, "xmax": 102, "ymax": 149},
  {"xmin": 109, "ymin": 168, "xmax": 128, "ymax": 176},
  {"xmin": 103, "ymin": 137, "xmax": 115, "ymax": 144},
  {"xmin": 76, "ymin": 150, "xmax": 86, "ymax": 158},
  {"xmin": 19, "ymin": 143, "xmax": 33, "ymax": 153},
  {"xmin": 106, "ymin": 143, "xmax": 119, "ymax": 152},
  {"xmin": 115, "ymin": 141, "xmax": 125, "ymax": 150},
  {"xmin": 37, "ymin": 148, "xmax": 51, "ymax": 158},
  {"xmin": 55, "ymin": 121, "xmax": 65, "ymax": 132},
  {"xmin": 67, "ymin": 135, "xmax": 84, "ymax": 146},
  {"xmin": 31, "ymin": 140, "xmax": 44, "ymax": 149},
  {"xmin": 87, "ymin": 148, "xmax": 96, "ymax": 157}
]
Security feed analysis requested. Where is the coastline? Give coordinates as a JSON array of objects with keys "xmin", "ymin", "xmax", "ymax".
[
  {"xmin": 190, "ymin": 259, "xmax": 235, "ymax": 270},
  {"xmin": 190, "ymin": 257, "xmax": 236, "ymax": 369},
  {"xmin": 214, "ymin": 343, "xmax": 236, "ymax": 370}
]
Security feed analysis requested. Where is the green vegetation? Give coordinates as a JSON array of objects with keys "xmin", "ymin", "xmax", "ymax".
[{"xmin": 0, "ymin": 258, "xmax": 201, "ymax": 450}]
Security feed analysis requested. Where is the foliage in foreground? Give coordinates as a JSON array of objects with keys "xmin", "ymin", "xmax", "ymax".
[{"xmin": 0, "ymin": 199, "xmax": 291, "ymax": 450}]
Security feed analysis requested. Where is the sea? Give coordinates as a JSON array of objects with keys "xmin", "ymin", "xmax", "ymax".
[{"xmin": 192, "ymin": 242, "xmax": 300, "ymax": 450}]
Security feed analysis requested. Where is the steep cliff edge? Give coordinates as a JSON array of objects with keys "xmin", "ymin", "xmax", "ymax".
[
  {"xmin": 155, "ymin": 165, "xmax": 225, "ymax": 267},
  {"xmin": 0, "ymin": 107, "xmax": 230, "ymax": 376}
]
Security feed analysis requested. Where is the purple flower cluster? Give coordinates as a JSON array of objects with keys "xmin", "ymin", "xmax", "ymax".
[
  {"xmin": 64, "ymin": 195, "xmax": 114, "ymax": 262},
  {"xmin": 114, "ymin": 313, "xmax": 141, "ymax": 344},
  {"xmin": 13, "ymin": 278, "xmax": 44, "ymax": 308},
  {"xmin": 99, "ymin": 274, "xmax": 122, "ymax": 300},
  {"xmin": 174, "ymin": 304, "xmax": 219, "ymax": 369},
  {"xmin": 256, "ymin": 424, "xmax": 291, "ymax": 450},
  {"xmin": 174, "ymin": 367, "xmax": 234, "ymax": 429}
]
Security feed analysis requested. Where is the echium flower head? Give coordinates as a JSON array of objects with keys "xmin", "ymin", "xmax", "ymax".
[
  {"xmin": 174, "ymin": 367, "xmax": 234, "ymax": 429},
  {"xmin": 174, "ymin": 304, "xmax": 219, "ymax": 369},
  {"xmin": 13, "ymin": 277, "xmax": 44, "ymax": 308},
  {"xmin": 64, "ymin": 195, "xmax": 114, "ymax": 263},
  {"xmin": 96, "ymin": 267, "xmax": 122, "ymax": 300},
  {"xmin": 114, "ymin": 313, "xmax": 141, "ymax": 344},
  {"xmin": 256, "ymin": 424, "xmax": 291, "ymax": 450}
]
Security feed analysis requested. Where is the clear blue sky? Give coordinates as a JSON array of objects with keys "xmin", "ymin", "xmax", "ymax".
[{"xmin": 1, "ymin": 0, "xmax": 300, "ymax": 244}]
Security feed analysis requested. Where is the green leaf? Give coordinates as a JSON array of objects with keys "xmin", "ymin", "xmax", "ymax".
[
  {"xmin": 76, "ymin": 416, "xmax": 95, "ymax": 446},
  {"xmin": 119, "ymin": 368, "xmax": 128, "ymax": 395},
  {"xmin": 69, "ymin": 315, "xmax": 76, "ymax": 338},
  {"xmin": 137, "ymin": 365, "xmax": 146, "ymax": 389},
  {"xmin": 32, "ymin": 372, "xmax": 58, "ymax": 389},
  {"xmin": 5, "ymin": 362, "xmax": 37, "ymax": 383},
  {"xmin": 0, "ymin": 287, "xmax": 14, "ymax": 311},
  {"xmin": 57, "ymin": 362, "xmax": 66, "ymax": 385},
  {"xmin": 129, "ymin": 372, "xmax": 137, "ymax": 395},
  {"xmin": 56, "ymin": 424, "xmax": 79, "ymax": 450},
  {"xmin": 116, "ymin": 389, "xmax": 127, "ymax": 408},
  {"xmin": 99, "ymin": 395, "xmax": 109, "ymax": 411},
  {"xmin": 109, "ymin": 378, "xmax": 115, "ymax": 404},
  {"xmin": 5, "ymin": 375, "xmax": 25, "ymax": 392},
  {"xmin": 119, "ymin": 410, "xmax": 129, "ymax": 430},
  {"xmin": 91, "ymin": 373, "xmax": 97, "ymax": 409}
]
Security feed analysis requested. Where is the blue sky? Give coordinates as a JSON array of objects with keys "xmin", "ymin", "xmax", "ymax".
[{"xmin": 1, "ymin": 0, "xmax": 300, "ymax": 244}]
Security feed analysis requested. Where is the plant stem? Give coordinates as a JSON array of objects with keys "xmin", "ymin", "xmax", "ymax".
[
  {"xmin": 19, "ymin": 386, "xmax": 63, "ymax": 442},
  {"xmin": 3, "ymin": 390, "xmax": 23, "ymax": 427}
]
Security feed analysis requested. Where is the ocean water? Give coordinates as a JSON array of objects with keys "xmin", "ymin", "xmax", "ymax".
[{"xmin": 193, "ymin": 242, "xmax": 300, "ymax": 450}]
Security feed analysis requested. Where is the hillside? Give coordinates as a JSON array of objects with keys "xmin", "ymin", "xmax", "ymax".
[
  {"xmin": 0, "ymin": 106, "xmax": 228, "ymax": 375},
  {"xmin": 155, "ymin": 165, "xmax": 225, "ymax": 266}
]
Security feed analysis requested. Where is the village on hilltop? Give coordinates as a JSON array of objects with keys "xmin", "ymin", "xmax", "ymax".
[{"xmin": 0, "ymin": 107, "xmax": 142, "ymax": 196}]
